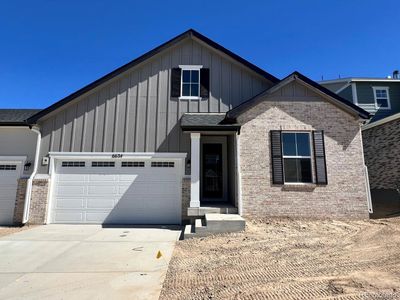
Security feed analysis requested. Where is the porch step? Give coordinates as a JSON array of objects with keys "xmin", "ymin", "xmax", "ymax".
[
  {"xmin": 183, "ymin": 213, "xmax": 245, "ymax": 239},
  {"xmin": 187, "ymin": 206, "xmax": 238, "ymax": 217}
]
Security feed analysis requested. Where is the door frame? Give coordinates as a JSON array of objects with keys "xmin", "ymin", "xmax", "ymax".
[{"xmin": 200, "ymin": 136, "xmax": 228, "ymax": 202}]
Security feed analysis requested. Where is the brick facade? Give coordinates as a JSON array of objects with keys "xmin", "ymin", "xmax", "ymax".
[
  {"xmin": 181, "ymin": 177, "xmax": 191, "ymax": 222},
  {"xmin": 28, "ymin": 179, "xmax": 50, "ymax": 224},
  {"xmin": 13, "ymin": 178, "xmax": 28, "ymax": 224},
  {"xmin": 237, "ymin": 81, "xmax": 369, "ymax": 219},
  {"xmin": 362, "ymin": 117, "xmax": 400, "ymax": 190}
]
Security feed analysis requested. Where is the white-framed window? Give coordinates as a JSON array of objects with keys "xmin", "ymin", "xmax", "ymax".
[
  {"xmin": 179, "ymin": 65, "xmax": 201, "ymax": 99},
  {"xmin": 282, "ymin": 132, "xmax": 312, "ymax": 183},
  {"xmin": 372, "ymin": 87, "xmax": 391, "ymax": 109}
]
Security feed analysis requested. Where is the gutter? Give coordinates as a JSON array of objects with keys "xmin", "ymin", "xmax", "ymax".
[{"xmin": 22, "ymin": 126, "xmax": 41, "ymax": 224}]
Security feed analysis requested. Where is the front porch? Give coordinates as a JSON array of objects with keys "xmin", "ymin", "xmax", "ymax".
[{"xmin": 181, "ymin": 113, "xmax": 242, "ymax": 217}]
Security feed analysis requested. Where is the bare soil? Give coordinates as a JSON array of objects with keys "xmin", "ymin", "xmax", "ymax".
[
  {"xmin": 0, "ymin": 225, "xmax": 36, "ymax": 237},
  {"xmin": 160, "ymin": 218, "xmax": 400, "ymax": 299}
]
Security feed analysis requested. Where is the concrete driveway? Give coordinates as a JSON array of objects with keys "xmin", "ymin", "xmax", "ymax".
[{"xmin": 0, "ymin": 225, "xmax": 181, "ymax": 300}]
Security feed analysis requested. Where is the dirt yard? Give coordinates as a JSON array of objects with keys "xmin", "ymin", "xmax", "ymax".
[
  {"xmin": 160, "ymin": 218, "xmax": 400, "ymax": 299},
  {"xmin": 0, "ymin": 225, "xmax": 35, "ymax": 237}
]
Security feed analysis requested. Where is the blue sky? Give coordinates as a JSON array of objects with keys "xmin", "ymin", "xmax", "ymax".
[{"xmin": 1, "ymin": 0, "xmax": 399, "ymax": 108}]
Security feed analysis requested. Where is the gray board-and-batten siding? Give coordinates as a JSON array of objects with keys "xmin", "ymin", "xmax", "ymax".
[{"xmin": 37, "ymin": 38, "xmax": 274, "ymax": 174}]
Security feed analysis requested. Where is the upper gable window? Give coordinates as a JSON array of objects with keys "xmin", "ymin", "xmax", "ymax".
[
  {"xmin": 170, "ymin": 66, "xmax": 209, "ymax": 99},
  {"xmin": 372, "ymin": 87, "xmax": 391, "ymax": 109},
  {"xmin": 182, "ymin": 68, "xmax": 200, "ymax": 97}
]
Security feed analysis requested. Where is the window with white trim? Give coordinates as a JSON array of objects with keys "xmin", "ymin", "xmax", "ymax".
[
  {"xmin": 282, "ymin": 132, "xmax": 312, "ymax": 183},
  {"xmin": 181, "ymin": 68, "xmax": 200, "ymax": 98},
  {"xmin": 372, "ymin": 87, "xmax": 391, "ymax": 109}
]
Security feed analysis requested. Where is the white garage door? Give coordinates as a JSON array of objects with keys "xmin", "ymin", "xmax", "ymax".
[
  {"xmin": 50, "ymin": 158, "xmax": 182, "ymax": 224},
  {"xmin": 0, "ymin": 161, "xmax": 23, "ymax": 225}
]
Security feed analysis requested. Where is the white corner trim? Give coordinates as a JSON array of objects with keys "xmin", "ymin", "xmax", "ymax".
[
  {"xmin": 372, "ymin": 86, "xmax": 391, "ymax": 110},
  {"xmin": 235, "ymin": 133, "xmax": 243, "ymax": 216},
  {"xmin": 351, "ymin": 82, "xmax": 358, "ymax": 105},
  {"xmin": 190, "ymin": 133, "xmax": 201, "ymax": 208}
]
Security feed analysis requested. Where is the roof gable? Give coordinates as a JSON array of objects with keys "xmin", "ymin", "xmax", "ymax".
[
  {"xmin": 225, "ymin": 71, "xmax": 370, "ymax": 121},
  {"xmin": 28, "ymin": 29, "xmax": 279, "ymax": 123}
]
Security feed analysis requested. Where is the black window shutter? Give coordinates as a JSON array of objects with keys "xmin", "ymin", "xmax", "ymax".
[
  {"xmin": 200, "ymin": 68, "xmax": 210, "ymax": 98},
  {"xmin": 313, "ymin": 130, "xmax": 328, "ymax": 185},
  {"xmin": 270, "ymin": 130, "xmax": 284, "ymax": 184},
  {"xmin": 170, "ymin": 68, "xmax": 181, "ymax": 97}
]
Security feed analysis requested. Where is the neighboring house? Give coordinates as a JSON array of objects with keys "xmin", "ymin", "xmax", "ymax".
[
  {"xmin": 362, "ymin": 113, "xmax": 400, "ymax": 218},
  {"xmin": 0, "ymin": 109, "xmax": 41, "ymax": 224},
  {"xmin": 0, "ymin": 29, "xmax": 372, "ymax": 227},
  {"xmin": 319, "ymin": 74, "xmax": 400, "ymax": 123}
]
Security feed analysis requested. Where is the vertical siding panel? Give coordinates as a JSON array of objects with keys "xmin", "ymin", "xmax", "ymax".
[
  {"xmin": 221, "ymin": 60, "xmax": 231, "ymax": 111},
  {"xmin": 61, "ymin": 105, "xmax": 75, "ymax": 152},
  {"xmin": 52, "ymin": 113, "xmax": 64, "ymax": 152},
  {"xmin": 231, "ymin": 64, "xmax": 241, "ymax": 109},
  {"xmin": 37, "ymin": 119, "xmax": 53, "ymax": 173},
  {"xmin": 126, "ymin": 72, "xmax": 138, "ymax": 152},
  {"xmin": 200, "ymin": 46, "xmax": 211, "ymax": 112},
  {"xmin": 73, "ymin": 99, "xmax": 86, "ymax": 151},
  {"xmin": 83, "ymin": 94, "xmax": 97, "ymax": 152},
  {"xmin": 136, "ymin": 65, "xmax": 149, "ymax": 152},
  {"xmin": 168, "ymin": 48, "xmax": 180, "ymax": 152},
  {"xmin": 251, "ymin": 76, "xmax": 263, "ymax": 95},
  {"xmin": 94, "ymin": 88, "xmax": 106, "ymax": 152},
  {"xmin": 146, "ymin": 60, "xmax": 159, "ymax": 151},
  {"xmin": 210, "ymin": 53, "xmax": 221, "ymax": 112},
  {"xmin": 104, "ymin": 83, "xmax": 116, "ymax": 152},
  {"xmin": 192, "ymin": 41, "xmax": 202, "ymax": 65},
  {"xmin": 157, "ymin": 54, "xmax": 170, "ymax": 151},
  {"xmin": 181, "ymin": 40, "xmax": 192, "ymax": 64},
  {"xmin": 115, "ymin": 76, "xmax": 129, "ymax": 152},
  {"xmin": 179, "ymin": 100, "xmax": 190, "ymax": 154},
  {"xmin": 241, "ymin": 71, "xmax": 252, "ymax": 100}
]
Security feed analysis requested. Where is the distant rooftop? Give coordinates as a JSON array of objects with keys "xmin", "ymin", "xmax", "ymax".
[
  {"xmin": 0, "ymin": 109, "xmax": 42, "ymax": 125},
  {"xmin": 319, "ymin": 77, "xmax": 400, "ymax": 84}
]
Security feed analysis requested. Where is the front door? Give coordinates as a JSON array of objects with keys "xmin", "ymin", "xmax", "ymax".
[{"xmin": 201, "ymin": 136, "xmax": 228, "ymax": 202}]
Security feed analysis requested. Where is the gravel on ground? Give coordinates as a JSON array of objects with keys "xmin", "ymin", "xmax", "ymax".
[{"xmin": 160, "ymin": 218, "xmax": 400, "ymax": 300}]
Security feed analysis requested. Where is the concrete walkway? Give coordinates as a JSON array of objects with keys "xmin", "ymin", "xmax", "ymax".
[{"xmin": 0, "ymin": 225, "xmax": 181, "ymax": 300}]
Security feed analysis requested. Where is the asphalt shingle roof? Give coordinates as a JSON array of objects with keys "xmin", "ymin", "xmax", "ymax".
[
  {"xmin": 180, "ymin": 113, "xmax": 240, "ymax": 130},
  {"xmin": 0, "ymin": 109, "xmax": 42, "ymax": 124}
]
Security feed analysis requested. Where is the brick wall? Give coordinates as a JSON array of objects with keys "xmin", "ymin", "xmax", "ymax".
[
  {"xmin": 362, "ymin": 117, "xmax": 400, "ymax": 190},
  {"xmin": 237, "ymin": 81, "xmax": 369, "ymax": 219},
  {"xmin": 13, "ymin": 178, "xmax": 27, "ymax": 224},
  {"xmin": 181, "ymin": 177, "xmax": 191, "ymax": 222},
  {"xmin": 28, "ymin": 179, "xmax": 49, "ymax": 224}
]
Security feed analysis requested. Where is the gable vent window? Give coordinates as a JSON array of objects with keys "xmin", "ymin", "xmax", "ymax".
[
  {"xmin": 372, "ymin": 87, "xmax": 391, "ymax": 109},
  {"xmin": 62, "ymin": 161, "xmax": 85, "ymax": 167},
  {"xmin": 171, "ymin": 66, "xmax": 209, "ymax": 98},
  {"xmin": 0, "ymin": 164, "xmax": 17, "ymax": 170},
  {"xmin": 151, "ymin": 161, "xmax": 174, "ymax": 168},
  {"xmin": 121, "ymin": 161, "xmax": 145, "ymax": 167},
  {"xmin": 92, "ymin": 161, "xmax": 115, "ymax": 167}
]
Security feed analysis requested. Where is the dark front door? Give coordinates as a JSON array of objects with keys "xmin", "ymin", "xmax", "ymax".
[{"xmin": 202, "ymin": 143, "xmax": 223, "ymax": 199}]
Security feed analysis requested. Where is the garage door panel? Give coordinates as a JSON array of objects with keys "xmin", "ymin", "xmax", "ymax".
[
  {"xmin": 87, "ymin": 185, "xmax": 118, "ymax": 195},
  {"xmin": 56, "ymin": 186, "xmax": 85, "ymax": 196},
  {"xmin": 55, "ymin": 198, "xmax": 85, "ymax": 209},
  {"xmin": 86, "ymin": 198, "xmax": 115, "ymax": 209},
  {"xmin": 0, "ymin": 163, "xmax": 22, "ymax": 225},
  {"xmin": 53, "ymin": 212, "xmax": 84, "ymax": 222},
  {"xmin": 52, "ymin": 158, "xmax": 181, "ymax": 224}
]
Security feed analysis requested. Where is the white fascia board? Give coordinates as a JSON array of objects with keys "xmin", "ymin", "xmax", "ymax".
[
  {"xmin": 48, "ymin": 152, "xmax": 187, "ymax": 160},
  {"xmin": 320, "ymin": 78, "xmax": 400, "ymax": 84}
]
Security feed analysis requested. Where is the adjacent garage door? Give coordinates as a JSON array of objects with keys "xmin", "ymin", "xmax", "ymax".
[
  {"xmin": 0, "ymin": 161, "xmax": 23, "ymax": 225},
  {"xmin": 50, "ymin": 157, "xmax": 182, "ymax": 224}
]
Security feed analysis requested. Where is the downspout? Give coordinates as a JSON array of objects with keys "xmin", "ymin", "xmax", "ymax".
[
  {"xmin": 22, "ymin": 126, "xmax": 41, "ymax": 224},
  {"xmin": 359, "ymin": 124, "xmax": 373, "ymax": 214}
]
